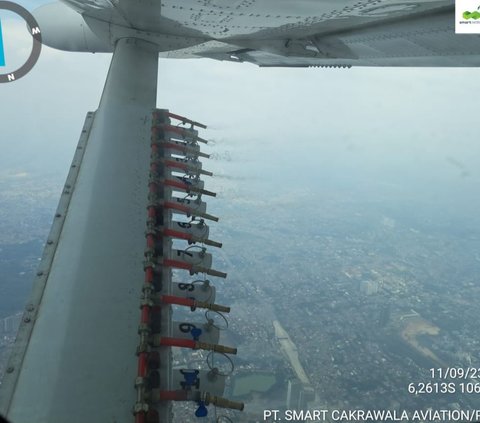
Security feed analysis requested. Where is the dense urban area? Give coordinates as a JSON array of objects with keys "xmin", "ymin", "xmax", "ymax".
[{"xmin": 1, "ymin": 160, "xmax": 479, "ymax": 422}]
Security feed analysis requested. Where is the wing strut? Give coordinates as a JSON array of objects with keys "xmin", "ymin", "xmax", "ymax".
[{"xmin": 1, "ymin": 38, "xmax": 159, "ymax": 423}]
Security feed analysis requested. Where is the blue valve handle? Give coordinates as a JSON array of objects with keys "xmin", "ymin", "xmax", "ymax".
[
  {"xmin": 191, "ymin": 327, "xmax": 202, "ymax": 340},
  {"xmin": 195, "ymin": 401, "xmax": 208, "ymax": 418},
  {"xmin": 180, "ymin": 369, "xmax": 200, "ymax": 390}
]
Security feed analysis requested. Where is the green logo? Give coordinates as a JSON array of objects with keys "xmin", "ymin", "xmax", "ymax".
[{"xmin": 463, "ymin": 10, "xmax": 480, "ymax": 19}]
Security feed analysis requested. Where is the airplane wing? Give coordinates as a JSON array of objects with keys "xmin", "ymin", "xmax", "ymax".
[
  {"xmin": 33, "ymin": 1, "xmax": 480, "ymax": 67},
  {"xmin": 159, "ymin": 2, "xmax": 479, "ymax": 67},
  {"xmin": 193, "ymin": 7, "xmax": 479, "ymax": 68}
]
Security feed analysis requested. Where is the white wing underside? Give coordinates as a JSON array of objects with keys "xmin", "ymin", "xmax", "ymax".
[{"xmin": 66, "ymin": 0, "xmax": 480, "ymax": 67}]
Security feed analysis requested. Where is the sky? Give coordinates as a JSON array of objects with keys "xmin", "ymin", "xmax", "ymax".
[{"xmin": 0, "ymin": 3, "xmax": 479, "ymax": 228}]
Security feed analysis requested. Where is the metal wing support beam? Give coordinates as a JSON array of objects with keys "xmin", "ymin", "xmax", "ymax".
[{"xmin": 0, "ymin": 37, "xmax": 159, "ymax": 423}]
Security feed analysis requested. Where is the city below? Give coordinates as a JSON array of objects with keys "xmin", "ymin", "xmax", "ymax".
[{"xmin": 1, "ymin": 165, "xmax": 479, "ymax": 422}]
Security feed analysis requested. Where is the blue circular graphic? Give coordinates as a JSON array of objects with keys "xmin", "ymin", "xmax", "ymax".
[{"xmin": 0, "ymin": 1, "xmax": 42, "ymax": 83}]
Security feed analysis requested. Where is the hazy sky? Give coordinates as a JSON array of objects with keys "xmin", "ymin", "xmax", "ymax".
[{"xmin": 1, "ymin": 4, "xmax": 479, "ymax": 224}]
